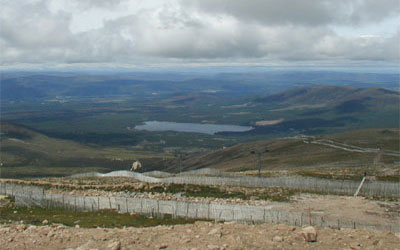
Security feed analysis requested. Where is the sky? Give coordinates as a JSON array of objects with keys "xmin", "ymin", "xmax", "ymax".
[{"xmin": 0, "ymin": 0, "xmax": 399, "ymax": 70}]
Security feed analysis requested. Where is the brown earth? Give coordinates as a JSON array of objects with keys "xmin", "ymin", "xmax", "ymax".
[
  {"xmin": 1, "ymin": 221, "xmax": 399, "ymax": 250},
  {"xmin": 283, "ymin": 194, "xmax": 400, "ymax": 228}
]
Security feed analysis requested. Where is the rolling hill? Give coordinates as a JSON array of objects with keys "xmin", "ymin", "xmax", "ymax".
[
  {"xmin": 216, "ymin": 86, "xmax": 399, "ymax": 137},
  {"xmin": 1, "ymin": 122, "xmax": 399, "ymax": 178},
  {"xmin": 0, "ymin": 123, "xmax": 171, "ymax": 178},
  {"xmin": 176, "ymin": 128, "xmax": 400, "ymax": 175},
  {"xmin": 254, "ymin": 86, "xmax": 399, "ymax": 112}
]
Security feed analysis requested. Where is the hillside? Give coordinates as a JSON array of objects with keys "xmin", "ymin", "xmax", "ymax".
[
  {"xmin": 254, "ymin": 86, "xmax": 399, "ymax": 111},
  {"xmin": 1, "ymin": 122, "xmax": 399, "ymax": 178},
  {"xmin": 0, "ymin": 123, "xmax": 170, "ymax": 178},
  {"xmin": 177, "ymin": 129, "xmax": 400, "ymax": 174},
  {"xmin": 216, "ymin": 86, "xmax": 400, "ymax": 137}
]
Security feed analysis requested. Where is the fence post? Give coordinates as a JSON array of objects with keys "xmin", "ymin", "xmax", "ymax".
[
  {"xmin": 174, "ymin": 201, "xmax": 177, "ymax": 219},
  {"xmin": 263, "ymin": 209, "xmax": 266, "ymax": 222},
  {"xmin": 47, "ymin": 193, "xmax": 50, "ymax": 209},
  {"xmin": 300, "ymin": 213, "xmax": 303, "ymax": 227},
  {"xmin": 207, "ymin": 202, "xmax": 210, "ymax": 220},
  {"xmin": 186, "ymin": 202, "xmax": 189, "ymax": 219}
]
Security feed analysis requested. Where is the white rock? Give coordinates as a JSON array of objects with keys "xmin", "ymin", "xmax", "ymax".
[
  {"xmin": 301, "ymin": 226, "xmax": 317, "ymax": 242},
  {"xmin": 76, "ymin": 240, "xmax": 98, "ymax": 250},
  {"xmin": 207, "ymin": 245, "xmax": 219, "ymax": 250},
  {"xmin": 349, "ymin": 242, "xmax": 361, "ymax": 249},
  {"xmin": 107, "ymin": 241, "xmax": 121, "ymax": 250},
  {"xmin": 208, "ymin": 228, "xmax": 220, "ymax": 235}
]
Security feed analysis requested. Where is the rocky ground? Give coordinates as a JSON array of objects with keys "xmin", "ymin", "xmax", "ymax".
[
  {"xmin": 43, "ymin": 188, "xmax": 400, "ymax": 230},
  {"xmin": 1, "ymin": 221, "xmax": 399, "ymax": 250},
  {"xmin": 1, "ymin": 178, "xmax": 399, "ymax": 249},
  {"xmin": 2, "ymin": 178, "xmax": 399, "ymax": 230}
]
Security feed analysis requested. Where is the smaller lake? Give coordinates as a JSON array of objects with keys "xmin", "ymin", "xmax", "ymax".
[{"xmin": 135, "ymin": 121, "xmax": 254, "ymax": 135}]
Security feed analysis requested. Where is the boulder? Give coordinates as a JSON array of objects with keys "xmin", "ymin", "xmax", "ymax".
[
  {"xmin": 207, "ymin": 245, "xmax": 219, "ymax": 250},
  {"xmin": 159, "ymin": 244, "xmax": 168, "ymax": 249},
  {"xmin": 130, "ymin": 161, "xmax": 142, "ymax": 172},
  {"xmin": 107, "ymin": 241, "xmax": 121, "ymax": 250},
  {"xmin": 301, "ymin": 226, "xmax": 317, "ymax": 242}
]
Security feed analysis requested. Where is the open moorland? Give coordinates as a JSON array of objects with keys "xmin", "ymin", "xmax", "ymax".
[
  {"xmin": 1, "ymin": 71, "xmax": 399, "ymax": 250},
  {"xmin": 1, "ymin": 122, "xmax": 399, "ymax": 180}
]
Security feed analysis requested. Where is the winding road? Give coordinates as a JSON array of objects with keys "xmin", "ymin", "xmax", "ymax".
[{"xmin": 301, "ymin": 138, "xmax": 400, "ymax": 157}]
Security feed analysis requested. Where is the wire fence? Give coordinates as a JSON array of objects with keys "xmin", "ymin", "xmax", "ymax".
[
  {"xmin": 161, "ymin": 175, "xmax": 400, "ymax": 198},
  {"xmin": 1, "ymin": 182, "xmax": 398, "ymax": 232},
  {"xmin": 71, "ymin": 170, "xmax": 400, "ymax": 198}
]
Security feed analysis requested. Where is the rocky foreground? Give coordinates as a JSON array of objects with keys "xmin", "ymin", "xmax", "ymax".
[{"xmin": 1, "ymin": 221, "xmax": 399, "ymax": 250}]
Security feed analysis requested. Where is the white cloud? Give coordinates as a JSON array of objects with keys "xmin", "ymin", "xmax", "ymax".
[{"xmin": 0, "ymin": 0, "xmax": 398, "ymax": 69}]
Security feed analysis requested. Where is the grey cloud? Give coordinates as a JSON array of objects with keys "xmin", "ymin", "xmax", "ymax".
[
  {"xmin": 0, "ymin": 0, "xmax": 137, "ymax": 64},
  {"xmin": 0, "ymin": 0, "xmax": 398, "ymax": 68},
  {"xmin": 69, "ymin": 0, "xmax": 129, "ymax": 10},
  {"xmin": 0, "ymin": 1, "xmax": 73, "ymax": 48},
  {"xmin": 313, "ymin": 30, "xmax": 400, "ymax": 61},
  {"xmin": 348, "ymin": 0, "xmax": 400, "ymax": 25},
  {"xmin": 108, "ymin": 8, "xmax": 396, "ymax": 62},
  {"xmin": 183, "ymin": 0, "xmax": 400, "ymax": 26}
]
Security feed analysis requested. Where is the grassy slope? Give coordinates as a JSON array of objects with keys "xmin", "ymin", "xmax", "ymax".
[
  {"xmin": 1, "ymin": 123, "xmax": 399, "ymax": 178},
  {"xmin": 180, "ymin": 129, "xmax": 400, "ymax": 174},
  {"xmin": 0, "ymin": 123, "xmax": 172, "ymax": 178},
  {"xmin": 0, "ymin": 198, "xmax": 198, "ymax": 228}
]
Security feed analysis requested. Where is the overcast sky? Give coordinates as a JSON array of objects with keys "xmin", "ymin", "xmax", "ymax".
[{"xmin": 1, "ymin": 0, "xmax": 399, "ymax": 70}]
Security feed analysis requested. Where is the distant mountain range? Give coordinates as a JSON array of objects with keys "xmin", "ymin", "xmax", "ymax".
[
  {"xmin": 1, "ymin": 71, "xmax": 399, "ymax": 100},
  {"xmin": 254, "ymin": 85, "xmax": 399, "ymax": 113}
]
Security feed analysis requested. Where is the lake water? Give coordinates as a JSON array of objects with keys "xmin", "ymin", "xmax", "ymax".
[{"xmin": 135, "ymin": 121, "xmax": 253, "ymax": 135}]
